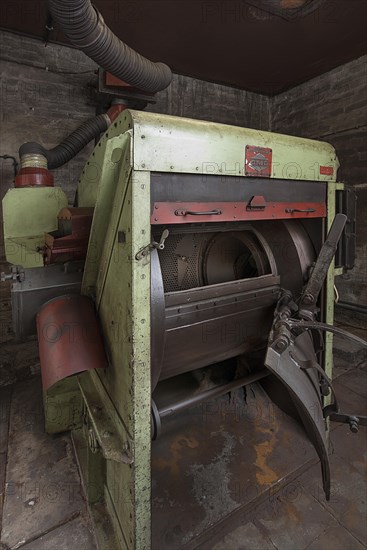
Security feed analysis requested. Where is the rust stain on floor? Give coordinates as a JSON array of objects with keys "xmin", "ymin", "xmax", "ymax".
[
  {"xmin": 282, "ymin": 500, "xmax": 303, "ymax": 524},
  {"xmin": 254, "ymin": 422, "xmax": 279, "ymax": 486},
  {"xmin": 153, "ymin": 435, "xmax": 199, "ymax": 477}
]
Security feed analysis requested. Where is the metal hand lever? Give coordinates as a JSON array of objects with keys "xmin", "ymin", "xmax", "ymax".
[
  {"xmin": 135, "ymin": 229, "xmax": 170, "ymax": 260},
  {"xmin": 175, "ymin": 209, "xmax": 222, "ymax": 216},
  {"xmin": 301, "ymin": 213, "xmax": 347, "ymax": 308},
  {"xmin": 155, "ymin": 229, "xmax": 169, "ymax": 250}
]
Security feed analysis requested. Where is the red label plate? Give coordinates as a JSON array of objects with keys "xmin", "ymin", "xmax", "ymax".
[
  {"xmin": 320, "ymin": 165, "xmax": 334, "ymax": 176},
  {"xmin": 245, "ymin": 145, "xmax": 272, "ymax": 177}
]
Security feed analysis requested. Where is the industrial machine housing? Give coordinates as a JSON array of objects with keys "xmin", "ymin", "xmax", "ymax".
[{"xmin": 2, "ymin": 110, "xmax": 361, "ymax": 549}]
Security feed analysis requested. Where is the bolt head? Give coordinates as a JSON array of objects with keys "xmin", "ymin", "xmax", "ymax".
[{"xmin": 303, "ymin": 294, "xmax": 314, "ymax": 305}]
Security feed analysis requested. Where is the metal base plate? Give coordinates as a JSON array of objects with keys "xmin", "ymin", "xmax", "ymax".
[{"xmin": 151, "ymin": 382, "xmax": 318, "ymax": 549}]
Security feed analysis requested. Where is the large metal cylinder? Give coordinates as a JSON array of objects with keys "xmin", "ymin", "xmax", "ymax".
[
  {"xmin": 151, "ymin": 220, "xmax": 315, "ymax": 389},
  {"xmin": 37, "ymin": 294, "xmax": 107, "ymax": 390}
]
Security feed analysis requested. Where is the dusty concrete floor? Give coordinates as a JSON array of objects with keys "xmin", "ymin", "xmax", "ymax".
[{"xmin": 0, "ymin": 351, "xmax": 366, "ymax": 550}]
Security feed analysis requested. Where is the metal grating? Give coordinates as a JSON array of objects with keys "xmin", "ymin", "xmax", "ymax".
[{"xmin": 158, "ymin": 233, "xmax": 211, "ymax": 292}]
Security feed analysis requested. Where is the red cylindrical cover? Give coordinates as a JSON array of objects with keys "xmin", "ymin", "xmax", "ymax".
[{"xmin": 37, "ymin": 294, "xmax": 107, "ymax": 390}]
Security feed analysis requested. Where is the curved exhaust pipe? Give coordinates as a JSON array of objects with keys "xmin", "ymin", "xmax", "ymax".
[
  {"xmin": 19, "ymin": 114, "xmax": 110, "ymax": 170},
  {"xmin": 48, "ymin": 0, "xmax": 172, "ymax": 93}
]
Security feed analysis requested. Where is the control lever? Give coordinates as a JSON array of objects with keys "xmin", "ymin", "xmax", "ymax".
[
  {"xmin": 135, "ymin": 229, "xmax": 169, "ymax": 260},
  {"xmin": 269, "ymin": 291, "xmax": 367, "ymax": 431},
  {"xmin": 300, "ymin": 213, "xmax": 347, "ymax": 311},
  {"xmin": 265, "ymin": 214, "xmax": 363, "ymax": 500}
]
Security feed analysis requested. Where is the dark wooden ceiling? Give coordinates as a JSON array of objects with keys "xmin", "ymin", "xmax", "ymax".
[{"xmin": 1, "ymin": 0, "xmax": 366, "ymax": 94}]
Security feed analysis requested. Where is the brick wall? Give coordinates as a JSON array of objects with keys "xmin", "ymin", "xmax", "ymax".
[
  {"xmin": 0, "ymin": 30, "xmax": 270, "ymax": 349},
  {"xmin": 147, "ymin": 73, "xmax": 269, "ymax": 129},
  {"xmin": 270, "ymin": 55, "xmax": 367, "ymax": 308}
]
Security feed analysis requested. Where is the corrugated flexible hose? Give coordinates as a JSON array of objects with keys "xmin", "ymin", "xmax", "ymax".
[
  {"xmin": 48, "ymin": 0, "xmax": 172, "ymax": 92},
  {"xmin": 19, "ymin": 114, "xmax": 110, "ymax": 169},
  {"xmin": 19, "ymin": 0, "xmax": 172, "ymax": 169}
]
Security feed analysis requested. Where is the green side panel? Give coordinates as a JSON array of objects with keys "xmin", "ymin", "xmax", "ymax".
[
  {"xmin": 2, "ymin": 187, "xmax": 68, "ymax": 267},
  {"xmin": 77, "ymin": 113, "xmax": 134, "ymax": 208},
  {"xmin": 325, "ymin": 181, "xmax": 337, "ymax": 389},
  {"xmin": 5, "ymin": 237, "xmax": 44, "ymax": 267},
  {"xmin": 79, "ymin": 144, "xmax": 151, "ymax": 548},
  {"xmin": 43, "ymin": 377, "xmax": 82, "ymax": 434},
  {"xmin": 81, "ymin": 132, "xmax": 132, "ymax": 297},
  {"xmin": 94, "ymin": 169, "xmax": 151, "ymax": 549}
]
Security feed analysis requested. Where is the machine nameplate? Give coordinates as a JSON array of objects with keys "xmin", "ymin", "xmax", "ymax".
[{"xmin": 245, "ymin": 145, "xmax": 272, "ymax": 177}]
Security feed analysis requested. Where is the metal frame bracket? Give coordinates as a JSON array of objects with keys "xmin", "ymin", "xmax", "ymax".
[{"xmin": 79, "ymin": 374, "xmax": 134, "ymax": 464}]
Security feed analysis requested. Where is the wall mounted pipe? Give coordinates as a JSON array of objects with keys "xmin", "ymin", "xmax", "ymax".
[{"xmin": 48, "ymin": 0, "xmax": 172, "ymax": 93}]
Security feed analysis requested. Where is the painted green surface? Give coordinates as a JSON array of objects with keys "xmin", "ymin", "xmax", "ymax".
[
  {"xmin": 43, "ymin": 377, "xmax": 82, "ymax": 434},
  {"xmin": 78, "ymin": 113, "xmax": 133, "ymax": 207},
  {"xmin": 5, "ymin": 236, "xmax": 44, "ymax": 267},
  {"xmin": 3, "ymin": 187, "xmax": 68, "ymax": 267},
  {"xmin": 94, "ymin": 169, "xmax": 151, "ymax": 549},
  {"xmin": 78, "ymin": 117, "xmax": 151, "ymax": 549},
  {"xmin": 324, "ymin": 182, "xmax": 344, "ymax": 406},
  {"xmin": 82, "ymin": 133, "xmax": 132, "ymax": 299},
  {"xmin": 129, "ymin": 110, "xmax": 339, "ymax": 181},
  {"xmin": 76, "ymin": 110, "xmax": 339, "ymax": 213}
]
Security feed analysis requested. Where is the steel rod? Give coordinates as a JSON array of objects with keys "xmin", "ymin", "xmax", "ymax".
[
  {"xmin": 336, "ymin": 301, "xmax": 367, "ymax": 315},
  {"xmin": 158, "ymin": 369, "xmax": 270, "ymax": 418},
  {"xmin": 288, "ymin": 320, "xmax": 367, "ymax": 348}
]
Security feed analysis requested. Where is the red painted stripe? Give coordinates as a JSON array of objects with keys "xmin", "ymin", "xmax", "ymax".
[{"xmin": 151, "ymin": 201, "xmax": 326, "ymax": 224}]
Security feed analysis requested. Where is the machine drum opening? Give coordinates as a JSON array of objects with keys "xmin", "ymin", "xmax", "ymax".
[
  {"xmin": 157, "ymin": 229, "xmax": 272, "ymax": 292},
  {"xmin": 203, "ymin": 231, "xmax": 271, "ymax": 285}
]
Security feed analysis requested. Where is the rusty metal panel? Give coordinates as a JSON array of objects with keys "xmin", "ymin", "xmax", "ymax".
[{"xmin": 37, "ymin": 294, "xmax": 107, "ymax": 391}]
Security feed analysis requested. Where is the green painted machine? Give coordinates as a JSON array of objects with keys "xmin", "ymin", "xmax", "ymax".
[{"xmin": 3, "ymin": 110, "xmax": 364, "ymax": 549}]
